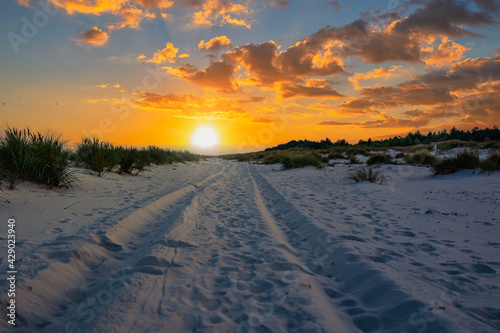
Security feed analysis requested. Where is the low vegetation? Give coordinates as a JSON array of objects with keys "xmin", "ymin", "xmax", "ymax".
[
  {"xmin": 404, "ymin": 149, "xmax": 439, "ymax": 166},
  {"xmin": 367, "ymin": 153, "xmax": 394, "ymax": 166},
  {"xmin": 433, "ymin": 149, "xmax": 480, "ymax": 175},
  {"xmin": 73, "ymin": 138, "xmax": 200, "ymax": 176},
  {"xmin": 0, "ymin": 128, "xmax": 74, "ymax": 189},
  {"xmin": 479, "ymin": 149, "xmax": 500, "ymax": 172},
  {"xmin": 347, "ymin": 166, "xmax": 384, "ymax": 183},
  {"xmin": 0, "ymin": 128, "xmax": 200, "ymax": 189},
  {"xmin": 262, "ymin": 152, "xmax": 323, "ymax": 169}
]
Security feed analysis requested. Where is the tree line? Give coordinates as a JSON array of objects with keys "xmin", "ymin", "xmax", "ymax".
[{"xmin": 265, "ymin": 126, "xmax": 500, "ymax": 151}]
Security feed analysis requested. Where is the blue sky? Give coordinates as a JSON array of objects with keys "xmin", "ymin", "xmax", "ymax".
[{"xmin": 1, "ymin": 0, "xmax": 499, "ymax": 152}]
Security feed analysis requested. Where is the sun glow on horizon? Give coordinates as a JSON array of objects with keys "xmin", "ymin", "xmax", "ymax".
[{"xmin": 191, "ymin": 126, "xmax": 219, "ymax": 149}]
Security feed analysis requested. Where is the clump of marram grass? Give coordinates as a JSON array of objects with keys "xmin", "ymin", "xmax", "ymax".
[
  {"xmin": 261, "ymin": 152, "xmax": 323, "ymax": 169},
  {"xmin": 0, "ymin": 127, "xmax": 75, "ymax": 189},
  {"xmin": 262, "ymin": 152, "xmax": 286, "ymax": 165},
  {"xmin": 74, "ymin": 138, "xmax": 118, "ymax": 176},
  {"xmin": 480, "ymin": 149, "xmax": 500, "ymax": 172},
  {"xmin": 367, "ymin": 153, "xmax": 393, "ymax": 165},
  {"xmin": 347, "ymin": 147, "xmax": 369, "ymax": 156},
  {"xmin": 348, "ymin": 153, "xmax": 360, "ymax": 164},
  {"xmin": 74, "ymin": 139, "xmax": 200, "ymax": 176},
  {"xmin": 347, "ymin": 166, "xmax": 384, "ymax": 184},
  {"xmin": 280, "ymin": 153, "xmax": 323, "ymax": 169},
  {"xmin": 328, "ymin": 151, "xmax": 346, "ymax": 160},
  {"xmin": 404, "ymin": 149, "xmax": 439, "ymax": 166},
  {"xmin": 432, "ymin": 149, "xmax": 480, "ymax": 175}
]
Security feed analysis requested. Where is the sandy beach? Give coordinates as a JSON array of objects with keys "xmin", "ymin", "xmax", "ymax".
[{"xmin": 1, "ymin": 159, "xmax": 499, "ymax": 332}]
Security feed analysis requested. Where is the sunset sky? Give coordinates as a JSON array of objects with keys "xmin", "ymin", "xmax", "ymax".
[{"xmin": 1, "ymin": 0, "xmax": 499, "ymax": 153}]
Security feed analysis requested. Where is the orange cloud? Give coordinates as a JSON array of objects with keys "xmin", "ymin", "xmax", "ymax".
[
  {"xmin": 166, "ymin": 60, "xmax": 238, "ymax": 92},
  {"xmin": 348, "ymin": 65, "xmax": 405, "ymax": 89},
  {"xmin": 423, "ymin": 37, "xmax": 470, "ymax": 67},
  {"xmin": 198, "ymin": 36, "xmax": 232, "ymax": 52},
  {"xmin": 107, "ymin": 5, "xmax": 153, "ymax": 30},
  {"xmin": 147, "ymin": 43, "xmax": 178, "ymax": 63},
  {"xmin": 136, "ymin": 0, "xmax": 174, "ymax": 9},
  {"xmin": 252, "ymin": 117, "xmax": 275, "ymax": 123},
  {"xmin": 278, "ymin": 82, "xmax": 344, "ymax": 99},
  {"xmin": 26, "ymin": 0, "xmax": 172, "ymax": 33},
  {"xmin": 16, "ymin": 0, "xmax": 31, "ymax": 7},
  {"xmin": 226, "ymin": 40, "xmax": 345, "ymax": 86},
  {"xmin": 317, "ymin": 113, "xmax": 431, "ymax": 129},
  {"xmin": 167, "ymin": 37, "xmax": 345, "ymax": 93},
  {"xmin": 192, "ymin": 0, "xmax": 251, "ymax": 28},
  {"xmin": 76, "ymin": 27, "xmax": 109, "ymax": 46},
  {"xmin": 134, "ymin": 92, "xmax": 250, "ymax": 119}
]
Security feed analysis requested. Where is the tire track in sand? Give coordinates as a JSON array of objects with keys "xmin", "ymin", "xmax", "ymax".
[
  {"xmin": 2, "ymin": 162, "xmax": 228, "ymax": 332},
  {"xmin": 246, "ymin": 163, "xmax": 457, "ymax": 333},
  {"xmin": 87, "ymin": 162, "xmax": 353, "ymax": 333}
]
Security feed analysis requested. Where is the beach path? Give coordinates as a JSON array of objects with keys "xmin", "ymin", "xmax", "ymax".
[{"xmin": 1, "ymin": 160, "xmax": 499, "ymax": 332}]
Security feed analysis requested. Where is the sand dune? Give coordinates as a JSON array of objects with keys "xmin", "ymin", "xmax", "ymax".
[{"xmin": 1, "ymin": 160, "xmax": 499, "ymax": 332}]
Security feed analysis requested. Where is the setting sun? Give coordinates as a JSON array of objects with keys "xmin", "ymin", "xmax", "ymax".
[{"xmin": 191, "ymin": 126, "xmax": 219, "ymax": 149}]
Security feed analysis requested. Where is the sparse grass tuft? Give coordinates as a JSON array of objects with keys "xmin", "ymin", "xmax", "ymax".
[
  {"xmin": 432, "ymin": 149, "xmax": 480, "ymax": 175},
  {"xmin": 347, "ymin": 166, "xmax": 384, "ymax": 183},
  {"xmin": 404, "ymin": 149, "xmax": 439, "ymax": 166}
]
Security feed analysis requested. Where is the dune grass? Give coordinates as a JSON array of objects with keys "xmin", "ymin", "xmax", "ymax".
[
  {"xmin": 347, "ymin": 166, "xmax": 384, "ymax": 183},
  {"xmin": 479, "ymin": 149, "xmax": 500, "ymax": 172},
  {"xmin": 404, "ymin": 149, "xmax": 439, "ymax": 166},
  {"xmin": 73, "ymin": 138, "xmax": 118, "ymax": 176},
  {"xmin": 0, "ymin": 128, "xmax": 75, "ymax": 189},
  {"xmin": 432, "ymin": 149, "xmax": 480, "ymax": 175},
  {"xmin": 367, "ymin": 153, "xmax": 394, "ymax": 165},
  {"xmin": 281, "ymin": 153, "xmax": 323, "ymax": 169},
  {"xmin": 262, "ymin": 152, "xmax": 323, "ymax": 169},
  {"xmin": 73, "ymin": 138, "xmax": 200, "ymax": 176}
]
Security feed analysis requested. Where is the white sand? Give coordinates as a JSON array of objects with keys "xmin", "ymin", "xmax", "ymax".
[{"xmin": 1, "ymin": 160, "xmax": 499, "ymax": 332}]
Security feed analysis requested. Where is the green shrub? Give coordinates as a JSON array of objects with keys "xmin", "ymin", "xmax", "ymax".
[
  {"xmin": 0, "ymin": 128, "xmax": 74, "ymax": 189},
  {"xmin": 367, "ymin": 153, "xmax": 393, "ymax": 165},
  {"xmin": 404, "ymin": 149, "xmax": 439, "ymax": 166},
  {"xmin": 347, "ymin": 166, "xmax": 384, "ymax": 183},
  {"xmin": 433, "ymin": 149, "xmax": 480, "ymax": 175}
]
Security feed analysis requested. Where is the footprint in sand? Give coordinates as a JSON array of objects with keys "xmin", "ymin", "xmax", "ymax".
[
  {"xmin": 471, "ymin": 263, "xmax": 496, "ymax": 274},
  {"xmin": 201, "ymin": 297, "xmax": 222, "ymax": 311}
]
